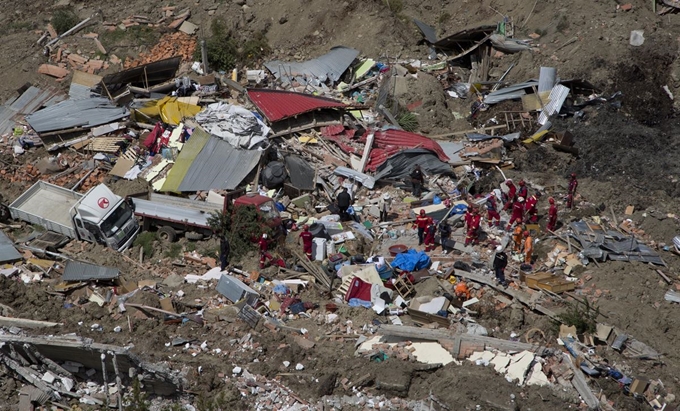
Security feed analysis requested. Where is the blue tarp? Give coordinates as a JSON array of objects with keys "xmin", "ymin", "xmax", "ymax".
[{"xmin": 391, "ymin": 249, "xmax": 431, "ymax": 272}]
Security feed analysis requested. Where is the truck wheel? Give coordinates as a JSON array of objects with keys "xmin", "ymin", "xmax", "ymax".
[
  {"xmin": 185, "ymin": 231, "xmax": 204, "ymax": 241},
  {"xmin": 157, "ymin": 226, "xmax": 177, "ymax": 242}
]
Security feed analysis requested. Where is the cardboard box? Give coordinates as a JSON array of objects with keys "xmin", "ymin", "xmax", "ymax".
[
  {"xmin": 630, "ymin": 379, "xmax": 648, "ymax": 395},
  {"xmin": 525, "ymin": 272, "xmax": 554, "ymax": 289}
]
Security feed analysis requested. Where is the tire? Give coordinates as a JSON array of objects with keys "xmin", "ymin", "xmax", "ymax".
[
  {"xmin": 184, "ymin": 231, "xmax": 204, "ymax": 241},
  {"xmin": 156, "ymin": 226, "xmax": 177, "ymax": 242}
]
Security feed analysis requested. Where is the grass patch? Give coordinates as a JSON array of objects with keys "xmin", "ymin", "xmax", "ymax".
[
  {"xmin": 101, "ymin": 26, "xmax": 160, "ymax": 48},
  {"xmin": 133, "ymin": 232, "xmax": 155, "ymax": 259},
  {"xmin": 194, "ymin": 20, "xmax": 272, "ymax": 71},
  {"xmin": 185, "ymin": 242, "xmax": 197, "ymax": 252},
  {"xmin": 397, "ymin": 111, "xmax": 419, "ymax": 132},
  {"xmin": 241, "ymin": 31, "xmax": 272, "ymax": 64},
  {"xmin": 31, "ymin": 224, "xmax": 46, "ymax": 233},
  {"xmin": 51, "ymin": 8, "xmax": 80, "ymax": 35},
  {"xmin": 438, "ymin": 12, "xmax": 451, "ymax": 25}
]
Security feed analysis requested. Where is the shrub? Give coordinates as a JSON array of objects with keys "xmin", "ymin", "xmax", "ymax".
[
  {"xmin": 133, "ymin": 232, "xmax": 155, "ymax": 259},
  {"xmin": 398, "ymin": 111, "xmax": 419, "ymax": 132},
  {"xmin": 52, "ymin": 8, "xmax": 79, "ymax": 35},
  {"xmin": 556, "ymin": 300, "xmax": 600, "ymax": 335}
]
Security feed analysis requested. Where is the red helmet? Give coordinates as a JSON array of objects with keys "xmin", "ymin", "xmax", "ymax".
[
  {"xmin": 420, "ymin": 209, "xmax": 426, "ymax": 216},
  {"xmin": 548, "ymin": 197, "xmax": 555, "ymax": 204},
  {"xmin": 519, "ymin": 180, "xmax": 525, "ymax": 186},
  {"xmin": 303, "ymin": 225, "xmax": 309, "ymax": 231},
  {"xmin": 571, "ymin": 173, "xmax": 576, "ymax": 178},
  {"xmin": 523, "ymin": 231, "xmax": 530, "ymax": 236}
]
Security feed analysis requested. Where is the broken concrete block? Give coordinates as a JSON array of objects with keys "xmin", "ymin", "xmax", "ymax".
[
  {"xmin": 60, "ymin": 377, "xmax": 75, "ymax": 391},
  {"xmin": 41, "ymin": 371, "xmax": 56, "ymax": 384},
  {"xmin": 366, "ymin": 205, "xmax": 380, "ymax": 218},
  {"xmin": 506, "ymin": 350, "xmax": 535, "ymax": 385},
  {"xmin": 630, "ymin": 30, "xmax": 644, "ymax": 46},
  {"xmin": 293, "ymin": 335, "xmax": 315, "ymax": 350},
  {"xmin": 491, "ymin": 354, "xmax": 511, "ymax": 373}
]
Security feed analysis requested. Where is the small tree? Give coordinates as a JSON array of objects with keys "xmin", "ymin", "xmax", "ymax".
[
  {"xmin": 207, "ymin": 203, "xmax": 274, "ymax": 260},
  {"xmin": 556, "ymin": 300, "xmax": 600, "ymax": 335}
]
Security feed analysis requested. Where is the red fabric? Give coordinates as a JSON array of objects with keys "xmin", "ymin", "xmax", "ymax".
[
  {"xmin": 517, "ymin": 186, "xmax": 528, "ymax": 200},
  {"xmin": 143, "ymin": 122, "xmax": 163, "ymax": 150},
  {"xmin": 344, "ymin": 277, "xmax": 372, "ymax": 302},
  {"xmin": 464, "ymin": 211, "xmax": 473, "ymax": 228},
  {"xmin": 547, "ymin": 204, "xmax": 558, "ymax": 231},
  {"xmin": 506, "ymin": 182, "xmax": 516, "ymax": 199},
  {"xmin": 259, "ymin": 238, "xmax": 269, "ymax": 253},
  {"xmin": 508, "ymin": 201, "xmax": 524, "ymax": 227},
  {"xmin": 487, "ymin": 210, "xmax": 500, "ymax": 222},
  {"xmin": 568, "ymin": 178, "xmax": 578, "ymax": 195}
]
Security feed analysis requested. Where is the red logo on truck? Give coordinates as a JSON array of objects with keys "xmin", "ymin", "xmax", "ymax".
[{"xmin": 97, "ymin": 197, "xmax": 110, "ymax": 209}]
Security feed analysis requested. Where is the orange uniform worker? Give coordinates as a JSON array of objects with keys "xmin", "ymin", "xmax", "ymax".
[
  {"xmin": 454, "ymin": 281, "xmax": 471, "ymax": 300},
  {"xmin": 512, "ymin": 225, "xmax": 524, "ymax": 253},
  {"xmin": 523, "ymin": 231, "xmax": 533, "ymax": 265}
]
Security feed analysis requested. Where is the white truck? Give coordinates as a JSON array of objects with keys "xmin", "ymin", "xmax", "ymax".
[{"xmin": 8, "ymin": 181, "xmax": 140, "ymax": 252}]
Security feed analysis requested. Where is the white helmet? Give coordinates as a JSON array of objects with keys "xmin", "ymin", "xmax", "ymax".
[
  {"xmin": 518, "ymin": 197, "xmax": 525, "ymax": 202},
  {"xmin": 496, "ymin": 245, "xmax": 503, "ymax": 252},
  {"xmin": 262, "ymin": 233, "xmax": 268, "ymax": 239},
  {"xmin": 383, "ymin": 193, "xmax": 391, "ymax": 200}
]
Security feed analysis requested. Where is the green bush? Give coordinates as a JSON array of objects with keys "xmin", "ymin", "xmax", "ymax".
[
  {"xmin": 134, "ymin": 232, "xmax": 156, "ymax": 259},
  {"xmin": 164, "ymin": 243, "xmax": 182, "ymax": 259},
  {"xmin": 51, "ymin": 8, "xmax": 80, "ymax": 35},
  {"xmin": 207, "ymin": 203, "xmax": 274, "ymax": 261},
  {"xmin": 241, "ymin": 31, "xmax": 271, "ymax": 63},
  {"xmin": 398, "ymin": 111, "xmax": 419, "ymax": 132},
  {"xmin": 194, "ymin": 20, "xmax": 271, "ymax": 71},
  {"xmin": 556, "ymin": 300, "xmax": 600, "ymax": 334}
]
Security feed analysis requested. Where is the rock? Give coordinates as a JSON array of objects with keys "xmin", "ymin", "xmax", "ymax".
[
  {"xmin": 232, "ymin": 366, "xmax": 242, "ymax": 375},
  {"xmin": 233, "ymin": 0, "xmax": 246, "ymax": 5},
  {"xmin": 629, "ymin": 30, "xmax": 644, "ymax": 47},
  {"xmin": 279, "ymin": 16, "xmax": 288, "ymax": 24},
  {"xmin": 295, "ymin": 363, "xmax": 304, "ymax": 370}
]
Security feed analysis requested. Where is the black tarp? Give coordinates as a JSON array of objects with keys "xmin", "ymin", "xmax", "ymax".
[
  {"xmin": 285, "ymin": 155, "xmax": 315, "ymax": 190},
  {"xmin": 374, "ymin": 148, "xmax": 452, "ymax": 181}
]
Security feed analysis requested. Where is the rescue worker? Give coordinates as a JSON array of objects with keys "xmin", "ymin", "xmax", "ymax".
[
  {"xmin": 439, "ymin": 220, "xmax": 452, "ymax": 254},
  {"xmin": 547, "ymin": 197, "xmax": 558, "ymax": 232},
  {"xmin": 486, "ymin": 194, "xmax": 501, "ymax": 227},
  {"xmin": 525, "ymin": 191, "xmax": 540, "ymax": 223},
  {"xmin": 454, "ymin": 281, "xmax": 471, "ymax": 300},
  {"xmin": 502, "ymin": 179, "xmax": 516, "ymax": 210},
  {"xmin": 512, "ymin": 225, "xmax": 524, "ymax": 253},
  {"xmin": 298, "ymin": 225, "xmax": 313, "ymax": 260},
  {"xmin": 378, "ymin": 193, "xmax": 391, "ymax": 222},
  {"xmin": 506, "ymin": 197, "xmax": 525, "ymax": 231},
  {"xmin": 466, "ymin": 208, "xmax": 482, "ymax": 245},
  {"xmin": 258, "ymin": 233, "xmax": 271, "ymax": 269},
  {"xmin": 523, "ymin": 231, "xmax": 533, "ymax": 265},
  {"xmin": 414, "ymin": 209, "xmax": 429, "ymax": 245},
  {"xmin": 464, "ymin": 206, "xmax": 474, "ymax": 231},
  {"xmin": 517, "ymin": 179, "xmax": 528, "ymax": 200},
  {"xmin": 567, "ymin": 173, "xmax": 578, "ymax": 209},
  {"xmin": 492, "ymin": 245, "xmax": 508, "ymax": 286},
  {"xmin": 337, "ymin": 187, "xmax": 351, "ymax": 221},
  {"xmin": 410, "ymin": 165, "xmax": 425, "ymax": 197},
  {"xmin": 219, "ymin": 234, "xmax": 230, "ymax": 271},
  {"xmin": 424, "ymin": 218, "xmax": 436, "ymax": 252}
]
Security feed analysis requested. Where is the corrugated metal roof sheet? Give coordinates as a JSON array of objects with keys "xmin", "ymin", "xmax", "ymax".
[
  {"xmin": 247, "ymin": 89, "xmax": 348, "ymax": 123},
  {"xmin": 25, "ymin": 97, "xmax": 129, "ymax": 133},
  {"xmin": 62, "ymin": 260, "xmax": 120, "ymax": 282},
  {"xmin": 366, "ymin": 128, "xmax": 450, "ymax": 172},
  {"xmin": 177, "ymin": 135, "xmax": 262, "ymax": 192},
  {"xmin": 264, "ymin": 46, "xmax": 359, "ymax": 85},
  {"xmin": 0, "ymin": 86, "xmax": 67, "ymax": 135},
  {"xmin": 161, "ymin": 127, "xmax": 211, "ymax": 192},
  {"xmin": 538, "ymin": 85, "xmax": 570, "ymax": 125},
  {"xmin": 483, "ymin": 80, "xmax": 538, "ymax": 104},
  {"xmin": 0, "ymin": 231, "xmax": 21, "ymax": 263}
]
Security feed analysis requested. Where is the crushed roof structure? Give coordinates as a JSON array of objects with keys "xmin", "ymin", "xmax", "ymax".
[
  {"xmin": 569, "ymin": 221, "xmax": 665, "ymax": 265},
  {"xmin": 25, "ymin": 97, "xmax": 130, "ymax": 134},
  {"xmin": 264, "ymin": 46, "xmax": 360, "ymax": 85},
  {"xmin": 247, "ymin": 89, "xmax": 348, "ymax": 123},
  {"xmin": 0, "ymin": 86, "xmax": 66, "ymax": 135},
  {"xmin": 413, "ymin": 21, "xmax": 496, "ymax": 50},
  {"xmin": 99, "ymin": 57, "xmax": 181, "ymax": 96}
]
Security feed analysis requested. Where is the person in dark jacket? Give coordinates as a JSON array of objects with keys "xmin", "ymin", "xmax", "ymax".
[
  {"xmin": 493, "ymin": 245, "xmax": 508, "ymax": 286},
  {"xmin": 410, "ymin": 165, "xmax": 425, "ymax": 197},
  {"xmin": 337, "ymin": 187, "xmax": 351, "ymax": 221},
  {"xmin": 439, "ymin": 221, "xmax": 452, "ymax": 254},
  {"xmin": 220, "ymin": 235, "xmax": 230, "ymax": 271}
]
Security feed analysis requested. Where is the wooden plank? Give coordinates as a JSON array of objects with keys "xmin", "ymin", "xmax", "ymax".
[
  {"xmin": 563, "ymin": 353, "xmax": 599, "ymax": 410},
  {"xmin": 0, "ymin": 316, "xmax": 62, "ymax": 329}
]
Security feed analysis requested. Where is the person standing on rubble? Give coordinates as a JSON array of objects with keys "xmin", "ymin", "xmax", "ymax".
[
  {"xmin": 219, "ymin": 234, "xmax": 230, "ymax": 271},
  {"xmin": 525, "ymin": 191, "xmax": 541, "ymax": 223},
  {"xmin": 337, "ymin": 187, "xmax": 351, "ymax": 221},
  {"xmin": 410, "ymin": 165, "xmax": 425, "ymax": 197},
  {"xmin": 523, "ymin": 231, "xmax": 534, "ymax": 265},
  {"xmin": 259, "ymin": 233, "xmax": 271, "ymax": 269},
  {"xmin": 298, "ymin": 225, "xmax": 313, "ymax": 260},
  {"xmin": 493, "ymin": 245, "xmax": 508, "ymax": 286},
  {"xmin": 567, "ymin": 173, "xmax": 578, "ymax": 209},
  {"xmin": 486, "ymin": 194, "xmax": 501, "ymax": 227},
  {"xmin": 439, "ymin": 220, "xmax": 452, "ymax": 254},
  {"xmin": 414, "ymin": 209, "xmax": 429, "ymax": 245},
  {"xmin": 465, "ymin": 208, "xmax": 481, "ymax": 246},
  {"xmin": 512, "ymin": 225, "xmax": 524, "ymax": 253},
  {"xmin": 517, "ymin": 179, "xmax": 528, "ymax": 201},
  {"xmin": 506, "ymin": 197, "xmax": 525, "ymax": 231},
  {"xmin": 502, "ymin": 179, "xmax": 516, "ymax": 210},
  {"xmin": 424, "ymin": 218, "xmax": 436, "ymax": 252},
  {"xmin": 378, "ymin": 193, "xmax": 392, "ymax": 222},
  {"xmin": 547, "ymin": 197, "xmax": 558, "ymax": 232}
]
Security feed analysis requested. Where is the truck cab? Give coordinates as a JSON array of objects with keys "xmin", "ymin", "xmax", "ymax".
[
  {"xmin": 233, "ymin": 194, "xmax": 282, "ymax": 229},
  {"xmin": 72, "ymin": 185, "xmax": 139, "ymax": 251}
]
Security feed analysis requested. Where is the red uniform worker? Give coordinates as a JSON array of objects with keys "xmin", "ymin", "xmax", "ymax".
[
  {"xmin": 258, "ymin": 233, "xmax": 272, "ymax": 269},
  {"xmin": 415, "ymin": 209, "xmax": 430, "ymax": 245},
  {"xmin": 299, "ymin": 225, "xmax": 313, "ymax": 260},
  {"xmin": 506, "ymin": 197, "xmax": 525, "ymax": 231},
  {"xmin": 424, "ymin": 218, "xmax": 436, "ymax": 251},
  {"xmin": 466, "ymin": 209, "xmax": 482, "ymax": 245},
  {"xmin": 567, "ymin": 173, "xmax": 578, "ymax": 209},
  {"xmin": 517, "ymin": 180, "xmax": 528, "ymax": 201},
  {"xmin": 486, "ymin": 195, "xmax": 501, "ymax": 227},
  {"xmin": 547, "ymin": 197, "xmax": 558, "ymax": 232},
  {"xmin": 525, "ymin": 192, "xmax": 540, "ymax": 223},
  {"xmin": 503, "ymin": 179, "xmax": 516, "ymax": 210},
  {"xmin": 464, "ymin": 207, "xmax": 473, "ymax": 230}
]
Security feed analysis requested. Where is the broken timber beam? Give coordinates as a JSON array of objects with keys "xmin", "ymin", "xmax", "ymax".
[
  {"xmin": 563, "ymin": 353, "xmax": 599, "ymax": 410},
  {"xmin": 0, "ymin": 316, "xmax": 62, "ymax": 329}
]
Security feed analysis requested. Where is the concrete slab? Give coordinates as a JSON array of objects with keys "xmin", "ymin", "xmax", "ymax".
[
  {"xmin": 410, "ymin": 342, "xmax": 455, "ymax": 365},
  {"xmin": 526, "ymin": 362, "xmax": 550, "ymax": 386}
]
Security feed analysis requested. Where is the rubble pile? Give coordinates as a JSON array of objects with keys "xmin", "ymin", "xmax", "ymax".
[{"xmin": 0, "ymin": 2, "xmax": 677, "ymax": 410}]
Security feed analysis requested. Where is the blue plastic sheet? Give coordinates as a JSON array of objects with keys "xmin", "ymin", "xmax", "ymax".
[
  {"xmin": 390, "ymin": 249, "xmax": 431, "ymax": 272},
  {"xmin": 348, "ymin": 298, "xmax": 372, "ymax": 308}
]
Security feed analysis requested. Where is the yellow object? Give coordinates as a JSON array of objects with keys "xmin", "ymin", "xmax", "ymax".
[
  {"xmin": 231, "ymin": 68, "xmax": 238, "ymax": 82},
  {"xmin": 135, "ymin": 96, "xmax": 201, "ymax": 126},
  {"xmin": 448, "ymin": 275, "xmax": 457, "ymax": 285},
  {"xmin": 522, "ymin": 129, "xmax": 549, "ymax": 145},
  {"xmin": 298, "ymin": 136, "xmax": 318, "ymax": 144}
]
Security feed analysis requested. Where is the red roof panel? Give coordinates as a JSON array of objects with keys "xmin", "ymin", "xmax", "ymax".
[{"xmin": 247, "ymin": 89, "xmax": 348, "ymax": 122}]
